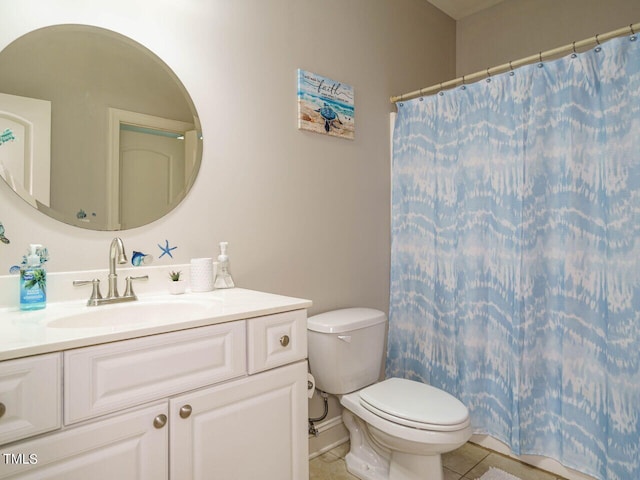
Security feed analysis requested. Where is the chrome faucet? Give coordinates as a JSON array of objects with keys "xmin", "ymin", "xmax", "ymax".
[
  {"xmin": 108, "ymin": 237, "xmax": 128, "ymax": 298},
  {"xmin": 73, "ymin": 237, "xmax": 148, "ymax": 306}
]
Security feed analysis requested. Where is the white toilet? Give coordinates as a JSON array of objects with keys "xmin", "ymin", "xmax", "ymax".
[{"xmin": 307, "ymin": 308, "xmax": 472, "ymax": 480}]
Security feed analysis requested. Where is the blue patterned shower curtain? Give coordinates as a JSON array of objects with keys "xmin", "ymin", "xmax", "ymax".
[{"xmin": 387, "ymin": 36, "xmax": 640, "ymax": 480}]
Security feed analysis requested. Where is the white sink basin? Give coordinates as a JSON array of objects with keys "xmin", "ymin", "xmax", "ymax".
[{"xmin": 47, "ymin": 298, "xmax": 218, "ymax": 328}]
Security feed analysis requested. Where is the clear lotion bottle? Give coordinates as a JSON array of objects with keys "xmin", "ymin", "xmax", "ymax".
[
  {"xmin": 213, "ymin": 241, "xmax": 235, "ymax": 289},
  {"xmin": 20, "ymin": 244, "xmax": 47, "ymax": 310}
]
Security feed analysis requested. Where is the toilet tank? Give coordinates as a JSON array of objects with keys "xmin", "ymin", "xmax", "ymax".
[{"xmin": 307, "ymin": 308, "xmax": 387, "ymax": 395}]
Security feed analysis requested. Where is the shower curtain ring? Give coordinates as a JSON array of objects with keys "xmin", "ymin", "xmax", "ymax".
[
  {"xmin": 571, "ymin": 41, "xmax": 577, "ymax": 58},
  {"xmin": 509, "ymin": 61, "xmax": 515, "ymax": 76},
  {"xmin": 631, "ymin": 24, "xmax": 636, "ymax": 35},
  {"xmin": 538, "ymin": 51, "xmax": 543, "ymax": 67},
  {"xmin": 461, "ymin": 75, "xmax": 466, "ymax": 89},
  {"xmin": 486, "ymin": 67, "xmax": 491, "ymax": 82},
  {"xmin": 595, "ymin": 33, "xmax": 602, "ymax": 52}
]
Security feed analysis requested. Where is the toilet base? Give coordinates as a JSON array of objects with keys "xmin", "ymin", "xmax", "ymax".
[
  {"xmin": 342, "ymin": 410, "xmax": 445, "ymax": 480},
  {"xmin": 389, "ymin": 452, "xmax": 443, "ymax": 480},
  {"xmin": 343, "ymin": 409, "xmax": 389, "ymax": 480}
]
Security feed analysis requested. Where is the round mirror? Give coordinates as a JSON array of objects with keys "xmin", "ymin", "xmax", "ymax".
[{"xmin": 0, "ymin": 24, "xmax": 203, "ymax": 230}]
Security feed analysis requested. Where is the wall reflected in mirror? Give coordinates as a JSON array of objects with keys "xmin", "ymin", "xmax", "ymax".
[{"xmin": 0, "ymin": 24, "xmax": 202, "ymax": 230}]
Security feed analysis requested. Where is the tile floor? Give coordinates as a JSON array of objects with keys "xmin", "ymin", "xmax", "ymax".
[{"xmin": 310, "ymin": 441, "xmax": 568, "ymax": 480}]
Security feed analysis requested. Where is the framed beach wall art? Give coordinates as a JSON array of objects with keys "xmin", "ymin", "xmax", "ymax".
[{"xmin": 297, "ymin": 69, "xmax": 354, "ymax": 140}]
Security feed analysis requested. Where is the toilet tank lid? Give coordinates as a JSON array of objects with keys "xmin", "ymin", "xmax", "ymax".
[{"xmin": 307, "ymin": 308, "xmax": 386, "ymax": 333}]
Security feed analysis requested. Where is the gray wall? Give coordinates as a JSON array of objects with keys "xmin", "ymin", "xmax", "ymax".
[
  {"xmin": 0, "ymin": 0, "xmax": 455, "ymax": 318},
  {"xmin": 456, "ymin": 0, "xmax": 640, "ymax": 75}
]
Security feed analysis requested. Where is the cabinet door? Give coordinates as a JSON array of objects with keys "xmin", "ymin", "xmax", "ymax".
[
  {"xmin": 170, "ymin": 360, "xmax": 308, "ymax": 480},
  {"xmin": 0, "ymin": 402, "xmax": 167, "ymax": 480}
]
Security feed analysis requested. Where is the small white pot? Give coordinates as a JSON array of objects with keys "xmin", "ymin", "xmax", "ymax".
[{"xmin": 168, "ymin": 280, "xmax": 186, "ymax": 295}]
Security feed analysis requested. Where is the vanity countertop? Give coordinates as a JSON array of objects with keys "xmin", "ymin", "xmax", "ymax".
[{"xmin": 0, "ymin": 288, "xmax": 312, "ymax": 361}]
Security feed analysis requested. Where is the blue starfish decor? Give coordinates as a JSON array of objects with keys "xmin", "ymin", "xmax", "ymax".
[{"xmin": 158, "ymin": 239, "xmax": 177, "ymax": 259}]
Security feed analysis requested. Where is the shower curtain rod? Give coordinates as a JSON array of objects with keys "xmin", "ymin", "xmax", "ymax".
[{"xmin": 390, "ymin": 22, "xmax": 640, "ymax": 103}]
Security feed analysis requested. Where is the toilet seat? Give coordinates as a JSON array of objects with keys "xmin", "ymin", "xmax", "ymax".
[
  {"xmin": 341, "ymin": 384, "xmax": 472, "ymax": 451},
  {"xmin": 359, "ymin": 378, "xmax": 470, "ymax": 432}
]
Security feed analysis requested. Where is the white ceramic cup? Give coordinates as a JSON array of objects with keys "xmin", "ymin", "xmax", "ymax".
[{"xmin": 190, "ymin": 257, "xmax": 214, "ymax": 292}]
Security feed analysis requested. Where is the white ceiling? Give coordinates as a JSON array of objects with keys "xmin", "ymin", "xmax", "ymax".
[{"xmin": 427, "ymin": 0, "xmax": 507, "ymax": 20}]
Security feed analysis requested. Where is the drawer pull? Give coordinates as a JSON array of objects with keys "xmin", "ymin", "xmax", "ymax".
[
  {"xmin": 0, "ymin": 402, "xmax": 5, "ymax": 419},
  {"xmin": 153, "ymin": 414, "xmax": 168, "ymax": 429},
  {"xmin": 179, "ymin": 405, "xmax": 192, "ymax": 419},
  {"xmin": 280, "ymin": 335, "xmax": 290, "ymax": 347}
]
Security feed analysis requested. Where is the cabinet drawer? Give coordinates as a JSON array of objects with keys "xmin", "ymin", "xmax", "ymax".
[
  {"xmin": 247, "ymin": 310, "xmax": 307, "ymax": 374},
  {"xmin": 65, "ymin": 321, "xmax": 246, "ymax": 424},
  {"xmin": 0, "ymin": 353, "xmax": 61, "ymax": 445}
]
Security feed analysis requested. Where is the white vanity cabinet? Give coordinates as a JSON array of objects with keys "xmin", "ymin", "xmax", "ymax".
[{"xmin": 0, "ymin": 306, "xmax": 309, "ymax": 480}]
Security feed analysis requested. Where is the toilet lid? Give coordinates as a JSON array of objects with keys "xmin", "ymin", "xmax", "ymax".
[{"xmin": 359, "ymin": 378, "xmax": 469, "ymax": 431}]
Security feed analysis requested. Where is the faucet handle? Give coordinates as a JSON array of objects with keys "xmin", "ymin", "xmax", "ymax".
[
  {"xmin": 124, "ymin": 275, "xmax": 149, "ymax": 298},
  {"xmin": 73, "ymin": 279, "xmax": 103, "ymax": 306}
]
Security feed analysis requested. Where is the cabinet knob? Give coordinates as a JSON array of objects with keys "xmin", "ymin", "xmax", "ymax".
[
  {"xmin": 179, "ymin": 405, "xmax": 192, "ymax": 419},
  {"xmin": 280, "ymin": 335, "xmax": 290, "ymax": 347},
  {"xmin": 0, "ymin": 402, "xmax": 5, "ymax": 419},
  {"xmin": 153, "ymin": 414, "xmax": 168, "ymax": 429}
]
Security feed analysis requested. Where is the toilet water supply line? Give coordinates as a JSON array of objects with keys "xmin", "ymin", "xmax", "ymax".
[{"xmin": 308, "ymin": 391, "xmax": 329, "ymax": 437}]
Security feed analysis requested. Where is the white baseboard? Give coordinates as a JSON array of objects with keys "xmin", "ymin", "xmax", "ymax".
[
  {"xmin": 308, "ymin": 415, "xmax": 349, "ymax": 459},
  {"xmin": 309, "ymin": 415, "xmax": 343, "ymax": 436}
]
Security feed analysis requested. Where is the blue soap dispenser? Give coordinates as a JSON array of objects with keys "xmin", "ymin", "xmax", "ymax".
[{"xmin": 20, "ymin": 244, "xmax": 47, "ymax": 310}]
